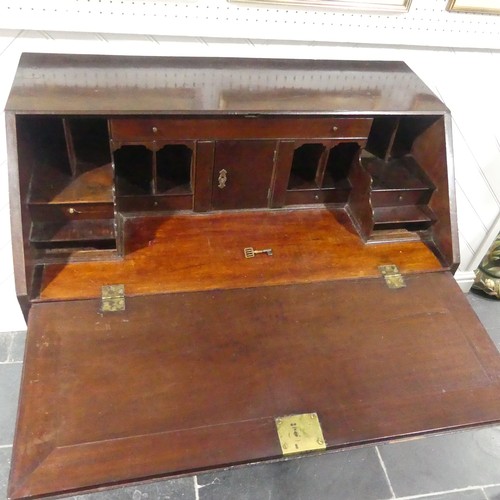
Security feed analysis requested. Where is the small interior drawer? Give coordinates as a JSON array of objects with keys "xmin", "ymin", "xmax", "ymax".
[
  {"xmin": 109, "ymin": 117, "xmax": 373, "ymax": 141},
  {"xmin": 116, "ymin": 195, "xmax": 193, "ymax": 213},
  {"xmin": 110, "ymin": 118, "xmax": 175, "ymax": 142},
  {"xmin": 284, "ymin": 188, "xmax": 350, "ymax": 206},
  {"xmin": 362, "ymin": 153, "xmax": 435, "ymax": 207},
  {"xmin": 371, "ymin": 189, "xmax": 433, "ymax": 207},
  {"xmin": 29, "ymin": 202, "xmax": 115, "ymax": 222}
]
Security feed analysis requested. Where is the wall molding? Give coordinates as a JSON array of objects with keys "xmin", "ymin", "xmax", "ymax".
[
  {"xmin": 1, "ymin": 0, "xmax": 500, "ymax": 49},
  {"xmin": 454, "ymin": 270, "xmax": 476, "ymax": 293}
]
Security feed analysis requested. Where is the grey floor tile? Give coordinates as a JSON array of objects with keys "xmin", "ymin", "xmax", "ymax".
[
  {"xmin": 8, "ymin": 331, "xmax": 26, "ymax": 363},
  {"xmin": 486, "ymin": 327, "xmax": 500, "ymax": 347},
  {"xmin": 0, "ymin": 447, "xmax": 12, "ymax": 500},
  {"xmin": 419, "ymin": 489, "xmax": 488, "ymax": 500},
  {"xmin": 467, "ymin": 292, "xmax": 500, "ymax": 331},
  {"xmin": 0, "ymin": 363, "xmax": 22, "ymax": 446},
  {"xmin": 485, "ymin": 485, "xmax": 500, "ymax": 499},
  {"xmin": 197, "ymin": 447, "xmax": 392, "ymax": 500},
  {"xmin": 379, "ymin": 426, "xmax": 500, "ymax": 497},
  {"xmin": 71, "ymin": 477, "xmax": 196, "ymax": 500}
]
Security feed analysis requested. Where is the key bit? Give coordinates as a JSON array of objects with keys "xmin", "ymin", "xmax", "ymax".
[{"xmin": 244, "ymin": 247, "xmax": 273, "ymax": 258}]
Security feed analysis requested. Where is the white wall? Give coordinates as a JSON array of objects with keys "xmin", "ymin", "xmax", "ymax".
[{"xmin": 1, "ymin": 0, "xmax": 500, "ymax": 332}]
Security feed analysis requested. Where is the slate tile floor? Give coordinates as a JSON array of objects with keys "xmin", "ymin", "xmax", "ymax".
[{"xmin": 1, "ymin": 291, "xmax": 499, "ymax": 500}]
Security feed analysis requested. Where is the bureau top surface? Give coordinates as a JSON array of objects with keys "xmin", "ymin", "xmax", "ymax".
[{"xmin": 6, "ymin": 53, "xmax": 448, "ymax": 115}]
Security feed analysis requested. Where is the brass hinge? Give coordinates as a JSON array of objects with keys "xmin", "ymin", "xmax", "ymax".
[
  {"xmin": 275, "ymin": 413, "xmax": 326, "ymax": 455},
  {"xmin": 101, "ymin": 284, "xmax": 125, "ymax": 312},
  {"xmin": 379, "ymin": 265, "xmax": 406, "ymax": 289}
]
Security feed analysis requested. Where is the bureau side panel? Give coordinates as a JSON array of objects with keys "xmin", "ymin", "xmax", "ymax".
[
  {"xmin": 6, "ymin": 113, "xmax": 35, "ymax": 317},
  {"xmin": 412, "ymin": 115, "xmax": 459, "ymax": 269}
]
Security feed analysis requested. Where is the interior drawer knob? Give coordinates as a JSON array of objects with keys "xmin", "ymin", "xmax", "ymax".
[
  {"xmin": 67, "ymin": 207, "xmax": 82, "ymax": 214},
  {"xmin": 152, "ymin": 126, "xmax": 158, "ymax": 133},
  {"xmin": 332, "ymin": 125, "xmax": 339, "ymax": 132}
]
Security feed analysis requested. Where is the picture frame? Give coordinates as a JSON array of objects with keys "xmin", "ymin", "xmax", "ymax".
[
  {"xmin": 228, "ymin": 0, "xmax": 412, "ymax": 13},
  {"xmin": 446, "ymin": 0, "xmax": 500, "ymax": 14}
]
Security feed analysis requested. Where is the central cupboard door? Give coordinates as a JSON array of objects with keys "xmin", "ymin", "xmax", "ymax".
[{"xmin": 211, "ymin": 140, "xmax": 277, "ymax": 210}]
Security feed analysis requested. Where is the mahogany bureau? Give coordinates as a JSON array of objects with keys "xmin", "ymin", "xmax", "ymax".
[{"xmin": 6, "ymin": 53, "xmax": 500, "ymax": 499}]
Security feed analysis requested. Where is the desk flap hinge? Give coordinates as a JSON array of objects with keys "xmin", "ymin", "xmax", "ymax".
[
  {"xmin": 379, "ymin": 265, "xmax": 406, "ymax": 289},
  {"xmin": 101, "ymin": 284, "xmax": 125, "ymax": 312}
]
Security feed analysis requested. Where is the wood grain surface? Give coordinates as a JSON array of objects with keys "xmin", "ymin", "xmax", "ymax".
[
  {"xmin": 38, "ymin": 208, "xmax": 443, "ymax": 301},
  {"xmin": 9, "ymin": 272, "xmax": 500, "ymax": 499},
  {"xmin": 6, "ymin": 55, "xmax": 448, "ymax": 114}
]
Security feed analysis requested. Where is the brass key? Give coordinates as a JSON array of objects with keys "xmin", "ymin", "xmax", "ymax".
[{"xmin": 244, "ymin": 247, "xmax": 273, "ymax": 258}]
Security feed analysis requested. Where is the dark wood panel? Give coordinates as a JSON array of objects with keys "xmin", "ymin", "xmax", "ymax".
[
  {"xmin": 6, "ymin": 54, "xmax": 448, "ymax": 114},
  {"xmin": 346, "ymin": 156, "xmax": 374, "ymax": 242},
  {"xmin": 10, "ymin": 272, "xmax": 500, "ymax": 499},
  {"xmin": 412, "ymin": 116, "xmax": 458, "ymax": 269},
  {"xmin": 193, "ymin": 141, "xmax": 215, "ymax": 212},
  {"xmin": 6, "ymin": 113, "xmax": 33, "ymax": 317},
  {"xmin": 270, "ymin": 140, "xmax": 295, "ymax": 208},
  {"xmin": 211, "ymin": 141, "xmax": 277, "ymax": 210},
  {"xmin": 109, "ymin": 117, "xmax": 373, "ymax": 141},
  {"xmin": 38, "ymin": 209, "xmax": 442, "ymax": 301}
]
